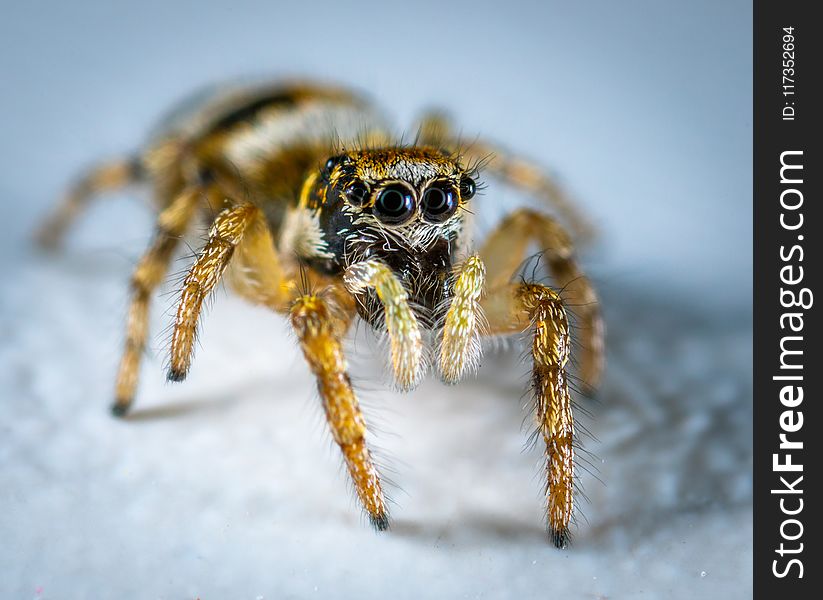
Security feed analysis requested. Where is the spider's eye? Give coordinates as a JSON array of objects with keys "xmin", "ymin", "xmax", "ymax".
[
  {"xmin": 374, "ymin": 184, "xmax": 416, "ymax": 225},
  {"xmin": 323, "ymin": 155, "xmax": 348, "ymax": 181},
  {"xmin": 344, "ymin": 181, "xmax": 370, "ymax": 206},
  {"xmin": 459, "ymin": 175, "xmax": 476, "ymax": 200},
  {"xmin": 421, "ymin": 182, "xmax": 458, "ymax": 223}
]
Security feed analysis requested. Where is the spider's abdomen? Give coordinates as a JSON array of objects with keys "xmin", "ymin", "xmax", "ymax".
[{"xmin": 148, "ymin": 82, "xmax": 391, "ymax": 231}]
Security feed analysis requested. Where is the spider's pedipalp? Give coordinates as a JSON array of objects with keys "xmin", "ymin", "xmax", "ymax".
[
  {"xmin": 290, "ymin": 293, "xmax": 389, "ymax": 528},
  {"xmin": 343, "ymin": 259, "xmax": 424, "ymax": 391},
  {"xmin": 168, "ymin": 203, "xmax": 259, "ymax": 381},
  {"xmin": 436, "ymin": 254, "xmax": 486, "ymax": 383},
  {"xmin": 113, "ymin": 185, "xmax": 201, "ymax": 416}
]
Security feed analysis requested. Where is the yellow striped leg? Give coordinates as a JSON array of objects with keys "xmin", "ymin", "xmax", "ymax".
[
  {"xmin": 290, "ymin": 294, "xmax": 389, "ymax": 529},
  {"xmin": 168, "ymin": 204, "xmax": 258, "ymax": 381},
  {"xmin": 112, "ymin": 186, "xmax": 201, "ymax": 415},
  {"xmin": 520, "ymin": 284, "xmax": 576, "ymax": 548},
  {"xmin": 484, "ymin": 282, "xmax": 577, "ymax": 548}
]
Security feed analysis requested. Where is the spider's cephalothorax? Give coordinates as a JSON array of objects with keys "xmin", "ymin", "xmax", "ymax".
[
  {"xmin": 302, "ymin": 147, "xmax": 477, "ymax": 327},
  {"xmin": 38, "ymin": 81, "xmax": 604, "ymax": 548}
]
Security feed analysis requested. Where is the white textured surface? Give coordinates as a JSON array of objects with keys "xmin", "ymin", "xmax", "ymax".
[
  {"xmin": 1, "ymin": 248, "xmax": 752, "ymax": 599},
  {"xmin": 0, "ymin": 0, "xmax": 752, "ymax": 596}
]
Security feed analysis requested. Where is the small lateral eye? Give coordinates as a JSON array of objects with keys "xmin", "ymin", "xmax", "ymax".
[
  {"xmin": 459, "ymin": 175, "xmax": 476, "ymax": 200},
  {"xmin": 374, "ymin": 184, "xmax": 416, "ymax": 225},
  {"xmin": 344, "ymin": 181, "xmax": 370, "ymax": 206},
  {"xmin": 324, "ymin": 155, "xmax": 345, "ymax": 172},
  {"xmin": 322, "ymin": 155, "xmax": 346, "ymax": 180},
  {"xmin": 421, "ymin": 182, "xmax": 458, "ymax": 223}
]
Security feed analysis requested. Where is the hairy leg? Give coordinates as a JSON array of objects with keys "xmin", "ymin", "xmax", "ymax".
[
  {"xmin": 484, "ymin": 282, "xmax": 576, "ymax": 548},
  {"xmin": 36, "ymin": 157, "xmax": 143, "ymax": 249},
  {"xmin": 168, "ymin": 203, "xmax": 258, "ymax": 381},
  {"xmin": 481, "ymin": 208, "xmax": 604, "ymax": 393},
  {"xmin": 290, "ymin": 293, "xmax": 389, "ymax": 529},
  {"xmin": 224, "ymin": 210, "xmax": 293, "ymax": 311},
  {"xmin": 436, "ymin": 254, "xmax": 486, "ymax": 383},
  {"xmin": 343, "ymin": 260, "xmax": 424, "ymax": 390},
  {"xmin": 112, "ymin": 186, "xmax": 202, "ymax": 415}
]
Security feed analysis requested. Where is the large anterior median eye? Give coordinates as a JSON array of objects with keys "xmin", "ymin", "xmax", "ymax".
[
  {"xmin": 374, "ymin": 184, "xmax": 416, "ymax": 225},
  {"xmin": 421, "ymin": 181, "xmax": 458, "ymax": 223}
]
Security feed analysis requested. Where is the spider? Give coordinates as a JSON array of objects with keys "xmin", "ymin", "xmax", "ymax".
[{"xmin": 37, "ymin": 81, "xmax": 604, "ymax": 548}]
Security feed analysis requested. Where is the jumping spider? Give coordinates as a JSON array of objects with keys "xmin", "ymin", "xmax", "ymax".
[{"xmin": 38, "ymin": 81, "xmax": 604, "ymax": 548}]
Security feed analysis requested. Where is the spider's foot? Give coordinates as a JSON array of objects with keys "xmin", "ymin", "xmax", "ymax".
[
  {"xmin": 167, "ymin": 368, "xmax": 187, "ymax": 383},
  {"xmin": 550, "ymin": 527, "xmax": 570, "ymax": 549},
  {"xmin": 369, "ymin": 512, "xmax": 390, "ymax": 532},
  {"xmin": 110, "ymin": 400, "xmax": 132, "ymax": 418}
]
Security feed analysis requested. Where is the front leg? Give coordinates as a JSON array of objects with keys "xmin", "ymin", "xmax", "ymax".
[
  {"xmin": 290, "ymin": 292, "xmax": 389, "ymax": 529},
  {"xmin": 521, "ymin": 284, "xmax": 576, "ymax": 549},
  {"xmin": 343, "ymin": 260, "xmax": 424, "ymax": 390},
  {"xmin": 168, "ymin": 204, "xmax": 259, "ymax": 381},
  {"xmin": 484, "ymin": 282, "xmax": 577, "ymax": 548}
]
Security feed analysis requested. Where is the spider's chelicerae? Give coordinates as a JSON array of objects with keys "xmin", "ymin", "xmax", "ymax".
[{"xmin": 38, "ymin": 81, "xmax": 604, "ymax": 548}]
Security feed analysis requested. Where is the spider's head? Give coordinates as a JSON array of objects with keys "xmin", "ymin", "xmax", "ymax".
[
  {"xmin": 313, "ymin": 146, "xmax": 476, "ymax": 233},
  {"xmin": 303, "ymin": 147, "xmax": 478, "ymax": 312}
]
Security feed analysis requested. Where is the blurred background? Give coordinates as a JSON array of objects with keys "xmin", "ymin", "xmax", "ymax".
[{"xmin": 0, "ymin": 1, "xmax": 752, "ymax": 598}]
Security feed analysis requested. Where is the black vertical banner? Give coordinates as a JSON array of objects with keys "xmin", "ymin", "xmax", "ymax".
[{"xmin": 754, "ymin": 1, "xmax": 820, "ymax": 598}]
